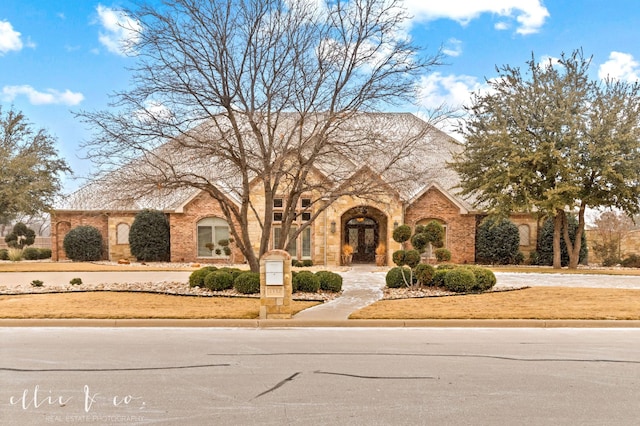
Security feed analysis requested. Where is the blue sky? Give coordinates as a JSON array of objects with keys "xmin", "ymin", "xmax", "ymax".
[{"xmin": 2, "ymin": 1, "xmax": 640, "ymax": 192}]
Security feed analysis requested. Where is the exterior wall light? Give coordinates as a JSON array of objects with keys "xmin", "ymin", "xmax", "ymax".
[{"xmin": 330, "ymin": 221, "xmax": 336, "ymax": 234}]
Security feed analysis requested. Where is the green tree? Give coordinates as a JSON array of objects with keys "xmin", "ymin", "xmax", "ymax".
[
  {"xmin": 0, "ymin": 107, "xmax": 70, "ymax": 219},
  {"xmin": 536, "ymin": 216, "xmax": 587, "ymax": 267},
  {"xmin": 77, "ymin": 0, "xmax": 442, "ymax": 272},
  {"xmin": 129, "ymin": 209, "xmax": 171, "ymax": 261},
  {"xmin": 4, "ymin": 222, "xmax": 36, "ymax": 249},
  {"xmin": 452, "ymin": 50, "xmax": 640, "ymax": 269}
]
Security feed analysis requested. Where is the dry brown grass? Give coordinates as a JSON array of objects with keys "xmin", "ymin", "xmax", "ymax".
[
  {"xmin": 350, "ymin": 287, "xmax": 640, "ymax": 320},
  {"xmin": 0, "ymin": 292, "xmax": 319, "ymax": 319}
]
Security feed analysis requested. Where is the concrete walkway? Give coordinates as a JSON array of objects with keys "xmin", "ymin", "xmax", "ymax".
[{"xmin": 293, "ymin": 265, "xmax": 386, "ymax": 321}]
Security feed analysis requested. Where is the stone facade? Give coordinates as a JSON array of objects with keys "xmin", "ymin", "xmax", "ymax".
[{"xmin": 51, "ymin": 211, "xmax": 110, "ymax": 261}]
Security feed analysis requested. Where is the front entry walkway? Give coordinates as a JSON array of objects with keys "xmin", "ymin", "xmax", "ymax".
[{"xmin": 293, "ymin": 265, "xmax": 386, "ymax": 321}]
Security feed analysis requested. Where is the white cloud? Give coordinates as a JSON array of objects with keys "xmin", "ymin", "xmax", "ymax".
[
  {"xmin": 442, "ymin": 38, "xmax": 462, "ymax": 57},
  {"xmin": 134, "ymin": 100, "xmax": 173, "ymax": 123},
  {"xmin": 598, "ymin": 52, "xmax": 640, "ymax": 82},
  {"xmin": 417, "ymin": 72, "xmax": 487, "ymax": 110},
  {"xmin": 402, "ymin": 0, "xmax": 549, "ymax": 35},
  {"xmin": 2, "ymin": 85, "xmax": 84, "ymax": 106},
  {"xmin": 0, "ymin": 20, "xmax": 24, "ymax": 55},
  {"xmin": 96, "ymin": 4, "xmax": 141, "ymax": 56}
]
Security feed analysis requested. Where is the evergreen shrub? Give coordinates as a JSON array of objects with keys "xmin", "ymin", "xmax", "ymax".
[
  {"xmin": 22, "ymin": 247, "xmax": 40, "ymax": 260},
  {"xmin": 414, "ymin": 263, "xmax": 435, "ymax": 286},
  {"xmin": 204, "ymin": 271, "xmax": 234, "ymax": 291},
  {"xmin": 434, "ymin": 248, "xmax": 451, "ymax": 262},
  {"xmin": 316, "ymin": 271, "xmax": 342, "ymax": 292},
  {"xmin": 63, "ymin": 226, "xmax": 103, "ymax": 261},
  {"xmin": 443, "ymin": 268, "xmax": 476, "ymax": 293},
  {"xmin": 475, "ymin": 217, "xmax": 520, "ymax": 264},
  {"xmin": 129, "ymin": 209, "xmax": 171, "ymax": 261},
  {"xmin": 293, "ymin": 270, "xmax": 320, "ymax": 293},
  {"xmin": 0, "ymin": 249, "xmax": 8, "ymax": 260},
  {"xmin": 622, "ymin": 254, "xmax": 640, "ymax": 268},
  {"xmin": 189, "ymin": 266, "xmax": 218, "ymax": 287},
  {"xmin": 385, "ymin": 266, "xmax": 411, "ymax": 288},
  {"xmin": 233, "ymin": 272, "xmax": 260, "ymax": 294}
]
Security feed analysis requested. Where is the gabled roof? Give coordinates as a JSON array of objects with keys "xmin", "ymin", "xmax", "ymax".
[{"xmin": 56, "ymin": 112, "xmax": 474, "ymax": 212}]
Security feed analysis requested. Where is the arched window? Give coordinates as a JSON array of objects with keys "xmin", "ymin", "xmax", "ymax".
[
  {"xmin": 116, "ymin": 223, "xmax": 130, "ymax": 245},
  {"xmin": 518, "ymin": 224, "xmax": 531, "ymax": 246},
  {"xmin": 197, "ymin": 217, "xmax": 230, "ymax": 257}
]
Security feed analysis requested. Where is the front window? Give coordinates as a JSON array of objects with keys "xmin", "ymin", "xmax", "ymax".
[
  {"xmin": 271, "ymin": 195, "xmax": 314, "ymax": 260},
  {"xmin": 116, "ymin": 223, "xmax": 130, "ymax": 245},
  {"xmin": 197, "ymin": 217, "xmax": 230, "ymax": 257}
]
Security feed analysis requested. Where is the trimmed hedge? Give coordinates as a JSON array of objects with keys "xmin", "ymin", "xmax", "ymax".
[
  {"xmin": 234, "ymin": 272, "xmax": 260, "ymax": 294},
  {"xmin": 204, "ymin": 271, "xmax": 234, "ymax": 291},
  {"xmin": 63, "ymin": 226, "xmax": 103, "ymax": 261},
  {"xmin": 475, "ymin": 217, "xmax": 520, "ymax": 265},
  {"xmin": 188, "ymin": 266, "xmax": 218, "ymax": 287},
  {"xmin": 443, "ymin": 268, "xmax": 476, "ymax": 293},
  {"xmin": 316, "ymin": 271, "xmax": 342, "ymax": 292},
  {"xmin": 0, "ymin": 249, "xmax": 8, "ymax": 260},
  {"xmin": 293, "ymin": 270, "xmax": 320, "ymax": 293},
  {"xmin": 21, "ymin": 247, "xmax": 51, "ymax": 260}
]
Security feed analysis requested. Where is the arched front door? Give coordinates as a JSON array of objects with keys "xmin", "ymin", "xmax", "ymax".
[{"xmin": 345, "ymin": 217, "xmax": 378, "ymax": 263}]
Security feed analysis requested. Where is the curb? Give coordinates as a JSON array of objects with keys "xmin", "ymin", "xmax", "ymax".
[{"xmin": 1, "ymin": 319, "xmax": 640, "ymax": 328}]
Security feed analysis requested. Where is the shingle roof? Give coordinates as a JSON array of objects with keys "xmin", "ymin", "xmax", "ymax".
[{"xmin": 56, "ymin": 112, "xmax": 472, "ymax": 212}]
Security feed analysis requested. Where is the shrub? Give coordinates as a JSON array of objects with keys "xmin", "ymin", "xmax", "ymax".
[
  {"xmin": 316, "ymin": 271, "xmax": 342, "ymax": 292},
  {"xmin": 291, "ymin": 270, "xmax": 298, "ymax": 292},
  {"xmin": 292, "ymin": 259, "xmax": 303, "ymax": 267},
  {"xmin": 30, "ymin": 279, "xmax": 44, "ymax": 287},
  {"xmin": 392, "ymin": 225, "xmax": 412, "ymax": 244},
  {"xmin": 8, "ymin": 248, "xmax": 23, "ymax": 261},
  {"xmin": 602, "ymin": 256, "xmax": 621, "ymax": 267},
  {"xmin": 22, "ymin": 247, "xmax": 40, "ymax": 260},
  {"xmin": 63, "ymin": 226, "xmax": 103, "ymax": 261},
  {"xmin": 204, "ymin": 270, "xmax": 234, "ymax": 291},
  {"xmin": 69, "ymin": 278, "xmax": 83, "ymax": 286},
  {"xmin": 622, "ymin": 254, "xmax": 640, "ymax": 268},
  {"xmin": 385, "ymin": 266, "xmax": 412, "ymax": 288},
  {"xmin": 5, "ymin": 222, "xmax": 36, "ymax": 249},
  {"xmin": 536, "ymin": 216, "xmax": 588, "ymax": 266},
  {"xmin": 443, "ymin": 268, "xmax": 476, "ymax": 293},
  {"xmin": 0, "ymin": 249, "xmax": 8, "ymax": 260},
  {"xmin": 421, "ymin": 221, "xmax": 445, "ymax": 248},
  {"xmin": 475, "ymin": 217, "xmax": 520, "ymax": 264},
  {"xmin": 302, "ymin": 259, "xmax": 313, "ymax": 267},
  {"xmin": 404, "ymin": 250, "xmax": 421, "ymax": 268},
  {"xmin": 414, "ymin": 263, "xmax": 435, "ymax": 286},
  {"xmin": 392, "ymin": 250, "xmax": 405, "ymax": 266},
  {"xmin": 466, "ymin": 266, "xmax": 497, "ymax": 292},
  {"xmin": 129, "ymin": 209, "xmax": 171, "ymax": 262},
  {"xmin": 431, "ymin": 269, "xmax": 449, "ymax": 287},
  {"xmin": 434, "ymin": 248, "xmax": 451, "ymax": 262},
  {"xmin": 188, "ymin": 266, "xmax": 218, "ymax": 287},
  {"xmin": 293, "ymin": 270, "xmax": 320, "ymax": 293},
  {"xmin": 233, "ymin": 272, "xmax": 260, "ymax": 294}
]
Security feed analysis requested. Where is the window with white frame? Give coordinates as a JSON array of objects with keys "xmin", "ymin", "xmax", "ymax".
[{"xmin": 197, "ymin": 217, "xmax": 230, "ymax": 257}]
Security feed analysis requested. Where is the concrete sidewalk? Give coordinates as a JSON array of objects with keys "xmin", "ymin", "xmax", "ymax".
[{"xmin": 293, "ymin": 265, "xmax": 386, "ymax": 321}]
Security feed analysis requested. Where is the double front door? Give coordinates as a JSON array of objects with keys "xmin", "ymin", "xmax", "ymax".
[{"xmin": 345, "ymin": 217, "xmax": 378, "ymax": 263}]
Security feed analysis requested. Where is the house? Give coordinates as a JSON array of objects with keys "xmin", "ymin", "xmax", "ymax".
[{"xmin": 51, "ymin": 113, "xmax": 537, "ymax": 265}]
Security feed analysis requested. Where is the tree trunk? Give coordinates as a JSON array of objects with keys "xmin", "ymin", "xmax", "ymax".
[
  {"xmin": 563, "ymin": 203, "xmax": 586, "ymax": 270},
  {"xmin": 552, "ymin": 212, "xmax": 563, "ymax": 269}
]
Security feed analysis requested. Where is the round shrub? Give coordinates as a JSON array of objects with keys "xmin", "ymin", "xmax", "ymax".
[
  {"xmin": 204, "ymin": 270, "xmax": 234, "ymax": 291},
  {"xmin": 404, "ymin": 250, "xmax": 421, "ymax": 268},
  {"xmin": 316, "ymin": 271, "xmax": 343, "ymax": 292},
  {"xmin": 218, "ymin": 267, "xmax": 243, "ymax": 281},
  {"xmin": 392, "ymin": 225, "xmax": 412, "ymax": 243},
  {"xmin": 434, "ymin": 248, "xmax": 451, "ymax": 262},
  {"xmin": 38, "ymin": 248, "xmax": 52, "ymax": 259},
  {"xmin": 414, "ymin": 263, "xmax": 435, "ymax": 286},
  {"xmin": 443, "ymin": 268, "xmax": 476, "ymax": 293},
  {"xmin": 622, "ymin": 254, "xmax": 640, "ymax": 268},
  {"xmin": 467, "ymin": 266, "xmax": 497, "ymax": 292},
  {"xmin": 189, "ymin": 266, "xmax": 218, "ymax": 287},
  {"xmin": 392, "ymin": 250, "xmax": 406, "ymax": 266},
  {"xmin": 385, "ymin": 266, "xmax": 411, "ymax": 288},
  {"xmin": 293, "ymin": 270, "xmax": 320, "ymax": 293},
  {"xmin": 422, "ymin": 221, "xmax": 445, "ymax": 248},
  {"xmin": 431, "ymin": 268, "xmax": 449, "ymax": 287},
  {"xmin": 233, "ymin": 271, "xmax": 260, "ymax": 294},
  {"xmin": 302, "ymin": 259, "xmax": 313, "ymax": 267},
  {"xmin": 410, "ymin": 232, "xmax": 430, "ymax": 252},
  {"xmin": 63, "ymin": 226, "xmax": 103, "ymax": 261},
  {"xmin": 0, "ymin": 249, "xmax": 8, "ymax": 260},
  {"xmin": 22, "ymin": 247, "xmax": 40, "ymax": 260},
  {"xmin": 129, "ymin": 209, "xmax": 171, "ymax": 262}
]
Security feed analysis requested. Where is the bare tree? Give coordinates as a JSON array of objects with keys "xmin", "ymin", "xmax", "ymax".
[
  {"xmin": 77, "ymin": 0, "xmax": 444, "ymax": 271},
  {"xmin": 592, "ymin": 210, "xmax": 637, "ymax": 264}
]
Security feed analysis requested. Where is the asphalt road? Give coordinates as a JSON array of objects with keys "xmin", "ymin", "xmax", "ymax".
[{"xmin": 1, "ymin": 327, "xmax": 639, "ymax": 425}]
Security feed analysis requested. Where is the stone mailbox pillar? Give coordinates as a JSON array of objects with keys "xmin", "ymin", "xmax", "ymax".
[{"xmin": 260, "ymin": 250, "xmax": 293, "ymax": 319}]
